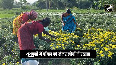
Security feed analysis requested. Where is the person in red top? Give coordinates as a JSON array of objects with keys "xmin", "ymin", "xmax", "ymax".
[{"xmin": 18, "ymin": 17, "xmax": 55, "ymax": 50}]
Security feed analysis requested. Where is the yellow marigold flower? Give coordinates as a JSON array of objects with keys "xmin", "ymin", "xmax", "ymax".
[
  {"xmin": 49, "ymin": 30, "xmax": 51, "ymax": 32},
  {"xmin": 104, "ymin": 47, "xmax": 109, "ymax": 51},
  {"xmin": 108, "ymin": 54, "xmax": 112, "ymax": 58},
  {"xmin": 62, "ymin": 44, "xmax": 64, "ymax": 46},
  {"xmin": 94, "ymin": 48, "xmax": 99, "ymax": 50},
  {"xmin": 97, "ymin": 28, "xmax": 103, "ymax": 31},
  {"xmin": 67, "ymin": 37, "xmax": 69, "ymax": 39},
  {"xmin": 66, "ymin": 41, "xmax": 69, "ymax": 44},
  {"xmin": 58, "ymin": 44, "xmax": 61, "ymax": 45},
  {"xmin": 108, "ymin": 51, "xmax": 114, "ymax": 55},
  {"xmin": 112, "ymin": 45, "xmax": 116, "ymax": 48},
  {"xmin": 70, "ymin": 40, "xmax": 73, "ymax": 42},
  {"xmin": 83, "ymin": 46, "xmax": 86, "ymax": 49},
  {"xmin": 2, "ymin": 63, "xmax": 5, "ymax": 65},
  {"xmin": 35, "ymin": 34, "xmax": 38, "ymax": 37},
  {"xmin": 88, "ymin": 37, "xmax": 91, "ymax": 39},
  {"xmin": 72, "ymin": 41, "xmax": 75, "ymax": 44},
  {"xmin": 94, "ymin": 48, "xmax": 96, "ymax": 50},
  {"xmin": 56, "ymin": 46, "xmax": 59, "ymax": 48},
  {"xmin": 52, "ymin": 47, "xmax": 55, "ymax": 50},
  {"xmin": 111, "ymin": 40, "xmax": 115, "ymax": 42},
  {"xmin": 77, "ymin": 45, "xmax": 80, "ymax": 47},
  {"xmin": 91, "ymin": 27, "xmax": 95, "ymax": 30},
  {"xmin": 50, "ymin": 45, "xmax": 53, "ymax": 47},
  {"xmin": 71, "ymin": 33, "xmax": 74, "ymax": 35},
  {"xmin": 64, "ymin": 37, "xmax": 67, "ymax": 40},
  {"xmin": 17, "ymin": 62, "xmax": 19, "ymax": 64},
  {"xmin": 109, "ymin": 44, "xmax": 112, "ymax": 46},
  {"xmin": 99, "ymin": 50, "xmax": 103, "ymax": 54},
  {"xmin": 63, "ymin": 47, "xmax": 65, "ymax": 50},
  {"xmin": 91, "ymin": 44, "xmax": 95, "ymax": 46},
  {"xmin": 51, "ymin": 43, "xmax": 54, "ymax": 44},
  {"xmin": 101, "ymin": 44, "xmax": 104, "ymax": 47},
  {"xmin": 59, "ymin": 30, "xmax": 62, "ymax": 32},
  {"xmin": 100, "ymin": 39, "xmax": 104, "ymax": 42},
  {"xmin": 101, "ymin": 54, "xmax": 104, "ymax": 57}
]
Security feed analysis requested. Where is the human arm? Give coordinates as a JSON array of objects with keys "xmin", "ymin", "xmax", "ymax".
[
  {"xmin": 72, "ymin": 19, "xmax": 79, "ymax": 28},
  {"xmin": 61, "ymin": 13, "xmax": 65, "ymax": 26}
]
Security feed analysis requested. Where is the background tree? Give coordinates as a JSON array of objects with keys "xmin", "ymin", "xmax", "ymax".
[
  {"xmin": 1, "ymin": 0, "xmax": 14, "ymax": 9},
  {"xmin": 32, "ymin": 0, "xmax": 116, "ymax": 10},
  {"xmin": 19, "ymin": 0, "xmax": 27, "ymax": 8},
  {"xmin": 0, "ymin": 0, "xmax": 2, "ymax": 8},
  {"xmin": 34, "ymin": 0, "xmax": 46, "ymax": 9}
]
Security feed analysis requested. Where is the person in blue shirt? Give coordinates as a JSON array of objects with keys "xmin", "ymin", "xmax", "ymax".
[{"xmin": 61, "ymin": 9, "xmax": 78, "ymax": 33}]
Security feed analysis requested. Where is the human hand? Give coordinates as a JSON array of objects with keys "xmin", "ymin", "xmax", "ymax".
[{"xmin": 76, "ymin": 25, "xmax": 80, "ymax": 28}]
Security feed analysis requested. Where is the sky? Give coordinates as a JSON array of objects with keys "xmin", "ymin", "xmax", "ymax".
[{"xmin": 15, "ymin": 0, "xmax": 38, "ymax": 4}]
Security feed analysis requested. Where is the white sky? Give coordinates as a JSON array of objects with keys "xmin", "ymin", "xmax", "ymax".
[{"xmin": 15, "ymin": 0, "xmax": 38, "ymax": 4}]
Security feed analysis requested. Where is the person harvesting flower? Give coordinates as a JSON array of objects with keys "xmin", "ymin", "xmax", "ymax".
[
  {"xmin": 61, "ymin": 9, "xmax": 78, "ymax": 33},
  {"xmin": 18, "ymin": 17, "xmax": 56, "ymax": 50}
]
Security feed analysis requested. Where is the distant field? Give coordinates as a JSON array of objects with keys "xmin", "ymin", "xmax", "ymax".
[{"xmin": 0, "ymin": 8, "xmax": 107, "ymax": 18}]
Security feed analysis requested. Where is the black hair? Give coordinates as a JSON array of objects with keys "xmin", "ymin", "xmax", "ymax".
[
  {"xmin": 66, "ymin": 9, "xmax": 71, "ymax": 14},
  {"xmin": 42, "ymin": 17, "xmax": 51, "ymax": 25}
]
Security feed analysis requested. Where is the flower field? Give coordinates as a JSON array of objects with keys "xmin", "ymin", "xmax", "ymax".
[{"xmin": 0, "ymin": 9, "xmax": 116, "ymax": 65}]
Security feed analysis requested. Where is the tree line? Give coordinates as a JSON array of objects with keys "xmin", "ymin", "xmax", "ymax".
[{"xmin": 0, "ymin": 0, "xmax": 116, "ymax": 10}]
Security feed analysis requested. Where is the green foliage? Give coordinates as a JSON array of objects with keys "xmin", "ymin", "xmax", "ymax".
[
  {"xmin": 32, "ymin": 0, "xmax": 116, "ymax": 10},
  {"xmin": 1, "ymin": 0, "xmax": 14, "ymax": 9},
  {"xmin": 77, "ymin": 0, "xmax": 92, "ymax": 9},
  {"xmin": 21, "ymin": 5, "xmax": 31, "ymax": 10}
]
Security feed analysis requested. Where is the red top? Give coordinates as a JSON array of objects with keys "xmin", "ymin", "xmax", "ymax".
[
  {"xmin": 18, "ymin": 20, "xmax": 44, "ymax": 50},
  {"xmin": 27, "ymin": 20, "xmax": 44, "ymax": 34}
]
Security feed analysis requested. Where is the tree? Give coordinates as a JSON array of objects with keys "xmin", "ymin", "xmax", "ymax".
[
  {"xmin": 19, "ymin": 0, "xmax": 27, "ymax": 8},
  {"xmin": 1, "ymin": 0, "xmax": 14, "ymax": 9},
  {"xmin": 23, "ymin": 0, "xmax": 27, "ymax": 4},
  {"xmin": 0, "ymin": 0, "xmax": 2, "ymax": 8}
]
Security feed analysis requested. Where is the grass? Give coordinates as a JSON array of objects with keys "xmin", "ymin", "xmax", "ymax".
[{"xmin": 0, "ymin": 14, "xmax": 15, "ymax": 18}]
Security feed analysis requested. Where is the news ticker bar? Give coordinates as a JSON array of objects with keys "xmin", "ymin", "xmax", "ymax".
[{"xmin": 20, "ymin": 50, "xmax": 96, "ymax": 58}]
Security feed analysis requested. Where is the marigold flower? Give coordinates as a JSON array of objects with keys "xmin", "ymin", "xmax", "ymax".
[
  {"xmin": 99, "ymin": 50, "xmax": 103, "ymax": 54},
  {"xmin": 101, "ymin": 54, "xmax": 104, "ymax": 57},
  {"xmin": 2, "ymin": 63, "xmax": 5, "ymax": 65},
  {"xmin": 112, "ymin": 45, "xmax": 116, "ymax": 48},
  {"xmin": 104, "ymin": 47, "xmax": 109, "ymax": 51}
]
